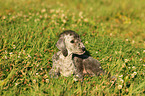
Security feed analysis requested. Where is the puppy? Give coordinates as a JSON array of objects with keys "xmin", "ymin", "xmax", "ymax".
[{"xmin": 49, "ymin": 30, "xmax": 104, "ymax": 80}]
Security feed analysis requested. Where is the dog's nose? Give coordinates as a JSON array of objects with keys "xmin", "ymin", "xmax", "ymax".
[{"xmin": 82, "ymin": 47, "xmax": 86, "ymax": 51}]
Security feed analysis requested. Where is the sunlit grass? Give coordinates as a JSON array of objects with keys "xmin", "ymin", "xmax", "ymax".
[{"xmin": 0, "ymin": 0, "xmax": 145, "ymax": 95}]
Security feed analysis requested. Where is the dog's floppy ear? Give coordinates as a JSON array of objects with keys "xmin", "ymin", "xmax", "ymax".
[{"xmin": 56, "ymin": 37, "xmax": 68, "ymax": 57}]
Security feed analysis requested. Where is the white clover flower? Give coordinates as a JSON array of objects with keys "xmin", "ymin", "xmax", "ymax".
[
  {"xmin": 143, "ymin": 64, "xmax": 145, "ymax": 67},
  {"xmin": 44, "ymin": 13, "xmax": 48, "ymax": 18},
  {"xmin": 23, "ymin": 50, "xmax": 25, "ymax": 54},
  {"xmin": 41, "ymin": 9, "xmax": 46, "ymax": 13},
  {"xmin": 28, "ymin": 54, "xmax": 31, "ymax": 58},
  {"xmin": 110, "ymin": 33, "xmax": 112, "ymax": 36},
  {"xmin": 15, "ymin": 83, "xmax": 18, "ymax": 86},
  {"xmin": 62, "ymin": 19, "xmax": 66, "ymax": 23},
  {"xmin": 33, "ymin": 79, "xmax": 36, "ymax": 83},
  {"xmin": 46, "ymin": 79, "xmax": 49, "ymax": 83},
  {"xmin": 51, "ymin": 20, "xmax": 55, "ymax": 22},
  {"xmin": 132, "ymin": 66, "xmax": 135, "ymax": 69},
  {"xmin": 119, "ymin": 75, "xmax": 123, "ymax": 78},
  {"xmin": 118, "ymin": 85, "xmax": 122, "ymax": 89},
  {"xmin": 110, "ymin": 81, "xmax": 114, "ymax": 83},
  {"xmin": 36, "ymin": 12, "xmax": 39, "ymax": 16},
  {"xmin": 122, "ymin": 63, "xmax": 126, "ymax": 68},
  {"xmin": 5, "ymin": 50, "xmax": 7, "ymax": 53},
  {"xmin": 23, "ymin": 15, "xmax": 27, "ymax": 18},
  {"xmin": 36, "ymin": 73, "xmax": 39, "ymax": 75},
  {"xmin": 19, "ymin": 51, "xmax": 21, "ymax": 55},
  {"xmin": 84, "ymin": 18, "xmax": 88, "ymax": 22},
  {"xmin": 12, "ymin": 16, "xmax": 15, "ymax": 19},
  {"xmin": 56, "ymin": 9, "xmax": 61, "ymax": 13},
  {"xmin": 27, "ymin": 61, "xmax": 30, "ymax": 64},
  {"xmin": 119, "ymin": 51, "xmax": 122, "ymax": 54},
  {"xmin": 81, "ymin": 16, "xmax": 83, "ymax": 19},
  {"xmin": 125, "ymin": 59, "xmax": 129, "ymax": 63},
  {"xmin": 61, "ymin": 14, "xmax": 65, "ymax": 18},
  {"xmin": 50, "ymin": 9, "xmax": 55, "ymax": 13},
  {"xmin": 13, "ymin": 45, "xmax": 16, "ymax": 49},
  {"xmin": 96, "ymin": 51, "xmax": 98, "ymax": 54},
  {"xmin": 5, "ymin": 56, "xmax": 8, "ymax": 59},
  {"xmin": 9, "ymin": 52, "xmax": 13, "ymax": 55},
  {"xmin": 102, "ymin": 58, "xmax": 105, "ymax": 61},
  {"xmin": 2, "ymin": 16, "xmax": 6, "ymax": 19},
  {"xmin": 119, "ymin": 78, "xmax": 124, "ymax": 83},
  {"xmin": 34, "ymin": 19, "xmax": 40, "ymax": 22},
  {"xmin": 44, "ymin": 74, "xmax": 48, "ymax": 78},
  {"xmin": 28, "ymin": 12, "xmax": 32, "ymax": 15},
  {"xmin": 132, "ymin": 40, "xmax": 135, "ymax": 44},
  {"xmin": 131, "ymin": 72, "xmax": 137, "ymax": 78},
  {"xmin": 133, "ymin": 72, "xmax": 137, "ymax": 75},
  {"xmin": 78, "ymin": 19, "xmax": 81, "ymax": 22},
  {"xmin": 131, "ymin": 74, "xmax": 135, "ymax": 78},
  {"xmin": 18, "ymin": 56, "xmax": 20, "ymax": 58},
  {"xmin": 26, "ymin": 19, "xmax": 29, "ymax": 21},
  {"xmin": 126, "ymin": 39, "xmax": 129, "ymax": 41},
  {"xmin": 85, "ymin": 41, "xmax": 88, "ymax": 44},
  {"xmin": 39, "ymin": 15, "xmax": 43, "ymax": 19},
  {"xmin": 143, "ymin": 50, "xmax": 145, "ymax": 53}
]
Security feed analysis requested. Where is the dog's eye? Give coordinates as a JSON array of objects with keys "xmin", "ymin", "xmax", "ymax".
[{"xmin": 70, "ymin": 40, "xmax": 75, "ymax": 43}]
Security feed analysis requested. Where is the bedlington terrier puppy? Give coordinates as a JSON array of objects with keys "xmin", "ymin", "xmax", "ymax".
[{"xmin": 49, "ymin": 30, "xmax": 104, "ymax": 81}]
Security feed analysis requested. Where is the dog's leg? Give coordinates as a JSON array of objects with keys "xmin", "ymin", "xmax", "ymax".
[
  {"xmin": 73, "ymin": 57, "xmax": 84, "ymax": 81},
  {"xmin": 49, "ymin": 53, "xmax": 60, "ymax": 78},
  {"xmin": 73, "ymin": 69, "xmax": 83, "ymax": 81},
  {"xmin": 83, "ymin": 56, "xmax": 105, "ymax": 76}
]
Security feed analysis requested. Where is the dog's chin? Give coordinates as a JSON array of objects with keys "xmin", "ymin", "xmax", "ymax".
[{"xmin": 75, "ymin": 51, "xmax": 85, "ymax": 55}]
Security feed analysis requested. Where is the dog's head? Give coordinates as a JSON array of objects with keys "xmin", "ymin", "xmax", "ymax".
[{"xmin": 56, "ymin": 30, "xmax": 85, "ymax": 57}]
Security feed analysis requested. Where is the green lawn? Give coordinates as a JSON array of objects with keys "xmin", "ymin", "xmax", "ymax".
[{"xmin": 0, "ymin": 0, "xmax": 145, "ymax": 95}]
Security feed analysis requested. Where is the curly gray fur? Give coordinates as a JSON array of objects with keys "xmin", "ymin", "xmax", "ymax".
[{"xmin": 49, "ymin": 30, "xmax": 104, "ymax": 81}]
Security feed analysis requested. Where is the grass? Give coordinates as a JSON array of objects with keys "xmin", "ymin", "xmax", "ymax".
[{"xmin": 0, "ymin": 0, "xmax": 145, "ymax": 95}]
